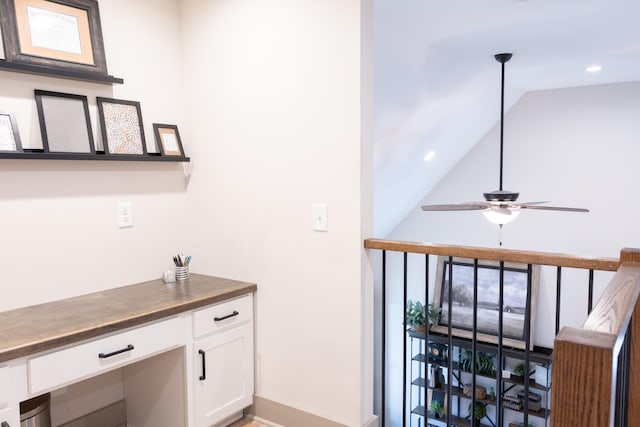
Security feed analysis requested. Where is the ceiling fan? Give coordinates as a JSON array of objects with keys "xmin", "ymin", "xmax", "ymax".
[{"xmin": 420, "ymin": 53, "xmax": 589, "ymax": 226}]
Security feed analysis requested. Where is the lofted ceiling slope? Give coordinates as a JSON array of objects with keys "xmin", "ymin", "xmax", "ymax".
[{"xmin": 374, "ymin": 0, "xmax": 640, "ymax": 236}]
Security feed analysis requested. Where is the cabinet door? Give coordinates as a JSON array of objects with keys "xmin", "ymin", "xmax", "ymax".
[{"xmin": 193, "ymin": 322, "xmax": 254, "ymax": 426}]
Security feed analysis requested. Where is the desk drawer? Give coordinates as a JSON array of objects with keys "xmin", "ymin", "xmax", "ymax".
[
  {"xmin": 29, "ymin": 317, "xmax": 183, "ymax": 394},
  {"xmin": 193, "ymin": 294, "xmax": 252, "ymax": 339}
]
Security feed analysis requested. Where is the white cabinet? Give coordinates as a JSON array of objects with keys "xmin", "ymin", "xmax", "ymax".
[{"xmin": 192, "ymin": 295, "xmax": 254, "ymax": 427}]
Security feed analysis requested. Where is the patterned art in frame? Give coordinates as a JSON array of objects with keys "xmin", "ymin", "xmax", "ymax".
[{"xmin": 97, "ymin": 97, "xmax": 147, "ymax": 155}]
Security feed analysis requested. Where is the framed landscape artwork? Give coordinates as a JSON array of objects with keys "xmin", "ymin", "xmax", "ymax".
[{"xmin": 432, "ymin": 257, "xmax": 539, "ymax": 349}]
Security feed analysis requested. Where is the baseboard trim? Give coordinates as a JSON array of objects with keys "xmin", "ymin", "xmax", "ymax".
[{"xmin": 248, "ymin": 395, "xmax": 348, "ymax": 427}]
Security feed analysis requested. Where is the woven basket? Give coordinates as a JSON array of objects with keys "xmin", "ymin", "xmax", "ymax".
[{"xmin": 503, "ymin": 395, "xmax": 522, "ymax": 410}]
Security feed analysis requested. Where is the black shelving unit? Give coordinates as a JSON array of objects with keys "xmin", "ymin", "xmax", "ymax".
[{"xmin": 409, "ymin": 330, "xmax": 552, "ymax": 427}]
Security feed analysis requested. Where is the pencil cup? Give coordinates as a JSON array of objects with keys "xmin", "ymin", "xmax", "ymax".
[{"xmin": 175, "ymin": 266, "xmax": 190, "ymax": 281}]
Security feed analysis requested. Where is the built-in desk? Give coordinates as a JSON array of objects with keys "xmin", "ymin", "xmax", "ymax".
[{"xmin": 0, "ymin": 274, "xmax": 256, "ymax": 427}]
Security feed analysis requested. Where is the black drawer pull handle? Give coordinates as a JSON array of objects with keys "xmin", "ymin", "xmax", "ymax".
[
  {"xmin": 214, "ymin": 311, "xmax": 239, "ymax": 322},
  {"xmin": 199, "ymin": 349, "xmax": 206, "ymax": 380},
  {"xmin": 98, "ymin": 344, "xmax": 134, "ymax": 359}
]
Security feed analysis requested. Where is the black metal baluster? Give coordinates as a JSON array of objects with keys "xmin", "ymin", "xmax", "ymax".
[
  {"xmin": 471, "ymin": 259, "xmax": 479, "ymax": 427},
  {"xmin": 382, "ymin": 250, "xmax": 387, "ymax": 427},
  {"xmin": 403, "ymin": 252, "xmax": 408, "ymax": 427},
  {"xmin": 615, "ymin": 323, "xmax": 631, "ymax": 427},
  {"xmin": 497, "ymin": 261, "xmax": 505, "ymax": 427},
  {"xmin": 588, "ymin": 269, "xmax": 595, "ymax": 314},
  {"xmin": 424, "ymin": 254, "xmax": 430, "ymax": 424},
  {"xmin": 555, "ymin": 266, "xmax": 562, "ymax": 335},
  {"xmin": 523, "ymin": 264, "xmax": 533, "ymax": 427},
  {"xmin": 447, "ymin": 257, "xmax": 454, "ymax": 427}
]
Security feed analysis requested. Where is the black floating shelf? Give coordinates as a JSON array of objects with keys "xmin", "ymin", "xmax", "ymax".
[
  {"xmin": 0, "ymin": 60, "xmax": 124, "ymax": 85},
  {"xmin": 0, "ymin": 151, "xmax": 189, "ymax": 162}
]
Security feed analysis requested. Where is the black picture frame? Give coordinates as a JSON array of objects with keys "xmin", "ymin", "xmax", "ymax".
[
  {"xmin": 432, "ymin": 256, "xmax": 539, "ymax": 349},
  {"xmin": 153, "ymin": 124, "xmax": 185, "ymax": 157},
  {"xmin": 97, "ymin": 97, "xmax": 147, "ymax": 156},
  {"xmin": 34, "ymin": 89, "xmax": 95, "ymax": 154},
  {"xmin": 0, "ymin": 109, "xmax": 23, "ymax": 152},
  {"xmin": 0, "ymin": 0, "xmax": 108, "ymax": 76}
]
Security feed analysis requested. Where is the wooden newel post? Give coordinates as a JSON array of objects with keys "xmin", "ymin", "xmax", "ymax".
[{"xmin": 551, "ymin": 328, "xmax": 616, "ymax": 426}]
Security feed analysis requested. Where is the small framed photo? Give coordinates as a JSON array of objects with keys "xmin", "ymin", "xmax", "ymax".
[
  {"xmin": 35, "ymin": 90, "xmax": 95, "ymax": 154},
  {"xmin": 0, "ymin": 110, "xmax": 22, "ymax": 152},
  {"xmin": 0, "ymin": 0, "xmax": 109, "ymax": 75},
  {"xmin": 153, "ymin": 124, "xmax": 185, "ymax": 157},
  {"xmin": 97, "ymin": 97, "xmax": 147, "ymax": 156}
]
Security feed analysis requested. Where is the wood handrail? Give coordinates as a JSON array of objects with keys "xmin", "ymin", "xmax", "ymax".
[
  {"xmin": 364, "ymin": 238, "xmax": 620, "ymax": 271},
  {"xmin": 551, "ymin": 248, "xmax": 640, "ymax": 426}
]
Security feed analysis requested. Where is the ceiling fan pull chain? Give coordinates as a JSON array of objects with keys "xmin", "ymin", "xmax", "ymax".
[{"xmin": 499, "ymin": 224, "xmax": 504, "ymax": 246}]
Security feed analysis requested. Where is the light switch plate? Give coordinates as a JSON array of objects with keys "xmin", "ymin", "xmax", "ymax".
[
  {"xmin": 312, "ymin": 204, "xmax": 328, "ymax": 231},
  {"xmin": 117, "ymin": 202, "xmax": 133, "ymax": 228}
]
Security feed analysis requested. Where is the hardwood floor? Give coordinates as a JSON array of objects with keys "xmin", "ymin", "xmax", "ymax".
[{"xmin": 227, "ymin": 418, "xmax": 269, "ymax": 427}]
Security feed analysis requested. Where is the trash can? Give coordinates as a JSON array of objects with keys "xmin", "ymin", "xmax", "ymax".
[{"xmin": 20, "ymin": 393, "xmax": 51, "ymax": 427}]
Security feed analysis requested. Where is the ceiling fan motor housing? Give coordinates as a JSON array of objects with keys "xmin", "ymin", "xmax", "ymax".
[{"xmin": 483, "ymin": 190, "xmax": 519, "ymax": 202}]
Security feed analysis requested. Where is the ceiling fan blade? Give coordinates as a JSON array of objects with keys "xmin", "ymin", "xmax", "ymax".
[
  {"xmin": 517, "ymin": 204, "xmax": 589, "ymax": 212},
  {"xmin": 515, "ymin": 201, "xmax": 550, "ymax": 205},
  {"xmin": 421, "ymin": 202, "xmax": 490, "ymax": 211}
]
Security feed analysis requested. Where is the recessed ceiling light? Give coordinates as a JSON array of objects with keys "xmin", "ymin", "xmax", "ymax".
[
  {"xmin": 586, "ymin": 65, "xmax": 602, "ymax": 73},
  {"xmin": 423, "ymin": 151, "xmax": 436, "ymax": 162}
]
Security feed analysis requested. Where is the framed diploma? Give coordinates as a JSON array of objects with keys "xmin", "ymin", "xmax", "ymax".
[
  {"xmin": 153, "ymin": 124, "xmax": 185, "ymax": 157},
  {"xmin": 0, "ymin": 0, "xmax": 108, "ymax": 75},
  {"xmin": 0, "ymin": 110, "xmax": 22, "ymax": 152}
]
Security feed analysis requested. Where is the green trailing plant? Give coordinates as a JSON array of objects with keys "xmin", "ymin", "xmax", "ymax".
[
  {"xmin": 468, "ymin": 401, "xmax": 487, "ymax": 421},
  {"xmin": 406, "ymin": 300, "xmax": 426, "ymax": 330},
  {"xmin": 429, "ymin": 400, "xmax": 444, "ymax": 418},
  {"xmin": 459, "ymin": 349, "xmax": 496, "ymax": 376},
  {"xmin": 514, "ymin": 362, "xmax": 526, "ymax": 377},
  {"xmin": 406, "ymin": 300, "xmax": 442, "ymax": 330}
]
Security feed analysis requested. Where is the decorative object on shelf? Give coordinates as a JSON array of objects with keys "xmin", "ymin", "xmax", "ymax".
[
  {"xmin": 0, "ymin": 0, "xmax": 109, "ymax": 76},
  {"xmin": 428, "ymin": 364, "xmax": 442, "ymax": 388},
  {"xmin": 97, "ymin": 97, "xmax": 147, "ymax": 156},
  {"xmin": 429, "ymin": 399, "xmax": 445, "ymax": 419},
  {"xmin": 534, "ymin": 363, "xmax": 552, "ymax": 386},
  {"xmin": 153, "ymin": 123, "xmax": 185, "ymax": 157},
  {"xmin": 489, "ymin": 386, "xmax": 495, "ymax": 399},
  {"xmin": 467, "ymin": 401, "xmax": 487, "ymax": 427},
  {"xmin": 459, "ymin": 349, "xmax": 496, "ymax": 376},
  {"xmin": 35, "ymin": 90, "xmax": 95, "ymax": 154},
  {"xmin": 0, "ymin": 109, "xmax": 22, "ymax": 152},
  {"xmin": 463, "ymin": 384, "xmax": 487, "ymax": 399},
  {"xmin": 503, "ymin": 395, "xmax": 523, "ymax": 411},
  {"xmin": 427, "ymin": 342, "xmax": 448, "ymax": 364},
  {"xmin": 432, "ymin": 256, "xmax": 540, "ymax": 349},
  {"xmin": 517, "ymin": 390, "xmax": 542, "ymax": 411}
]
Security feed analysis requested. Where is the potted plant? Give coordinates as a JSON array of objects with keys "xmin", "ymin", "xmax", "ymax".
[
  {"xmin": 406, "ymin": 300, "xmax": 442, "ymax": 332},
  {"xmin": 468, "ymin": 401, "xmax": 487, "ymax": 427},
  {"xmin": 460, "ymin": 350, "xmax": 496, "ymax": 376},
  {"xmin": 429, "ymin": 399, "xmax": 444, "ymax": 419},
  {"xmin": 513, "ymin": 362, "xmax": 526, "ymax": 377}
]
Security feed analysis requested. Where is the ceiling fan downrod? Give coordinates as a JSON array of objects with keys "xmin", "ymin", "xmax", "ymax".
[{"xmin": 483, "ymin": 53, "xmax": 518, "ymax": 203}]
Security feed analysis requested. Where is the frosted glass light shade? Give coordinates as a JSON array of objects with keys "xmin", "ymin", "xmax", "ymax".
[{"xmin": 483, "ymin": 209, "xmax": 520, "ymax": 225}]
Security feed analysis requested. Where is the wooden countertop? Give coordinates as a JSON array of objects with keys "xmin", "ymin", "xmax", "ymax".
[{"xmin": 0, "ymin": 274, "xmax": 256, "ymax": 363}]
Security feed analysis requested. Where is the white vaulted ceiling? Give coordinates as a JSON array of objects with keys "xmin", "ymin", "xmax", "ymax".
[{"xmin": 374, "ymin": 0, "xmax": 640, "ymax": 236}]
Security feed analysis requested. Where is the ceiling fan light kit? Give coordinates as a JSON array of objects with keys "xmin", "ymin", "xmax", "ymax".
[{"xmin": 420, "ymin": 52, "xmax": 589, "ymax": 231}]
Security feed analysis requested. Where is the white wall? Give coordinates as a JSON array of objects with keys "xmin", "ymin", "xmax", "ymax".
[
  {"xmin": 0, "ymin": 0, "xmax": 188, "ymax": 309},
  {"xmin": 381, "ymin": 81, "xmax": 640, "ymax": 425},
  {"xmin": 178, "ymin": 1, "xmax": 373, "ymax": 426},
  {"xmin": 0, "ymin": 1, "xmax": 374, "ymax": 425}
]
